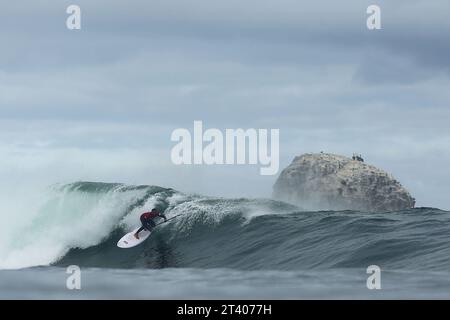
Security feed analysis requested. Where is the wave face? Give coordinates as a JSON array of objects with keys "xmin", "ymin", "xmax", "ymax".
[{"xmin": 2, "ymin": 182, "xmax": 450, "ymax": 271}]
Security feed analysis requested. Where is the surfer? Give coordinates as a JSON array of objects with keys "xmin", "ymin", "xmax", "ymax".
[{"xmin": 134, "ymin": 208, "xmax": 167, "ymax": 239}]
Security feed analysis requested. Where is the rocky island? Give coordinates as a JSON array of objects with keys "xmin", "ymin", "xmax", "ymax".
[{"xmin": 273, "ymin": 153, "xmax": 415, "ymax": 212}]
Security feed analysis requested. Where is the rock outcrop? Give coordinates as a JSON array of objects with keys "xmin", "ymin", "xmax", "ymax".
[{"xmin": 273, "ymin": 153, "xmax": 415, "ymax": 212}]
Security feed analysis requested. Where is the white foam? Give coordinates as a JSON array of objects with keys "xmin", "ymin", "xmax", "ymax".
[
  {"xmin": 0, "ymin": 184, "xmax": 149, "ymax": 269},
  {"xmin": 0, "ymin": 183, "xmax": 284, "ymax": 269}
]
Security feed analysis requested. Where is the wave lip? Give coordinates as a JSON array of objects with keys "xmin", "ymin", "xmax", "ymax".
[{"xmin": 0, "ymin": 182, "xmax": 177, "ymax": 269}]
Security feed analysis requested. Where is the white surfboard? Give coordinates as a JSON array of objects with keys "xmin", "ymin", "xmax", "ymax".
[{"xmin": 117, "ymin": 227, "xmax": 152, "ymax": 248}]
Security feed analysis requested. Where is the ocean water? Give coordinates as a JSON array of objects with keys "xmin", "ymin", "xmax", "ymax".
[{"xmin": 1, "ymin": 182, "xmax": 450, "ymax": 299}]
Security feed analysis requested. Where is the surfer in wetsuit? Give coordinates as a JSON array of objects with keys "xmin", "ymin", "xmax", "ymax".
[{"xmin": 134, "ymin": 208, "xmax": 167, "ymax": 239}]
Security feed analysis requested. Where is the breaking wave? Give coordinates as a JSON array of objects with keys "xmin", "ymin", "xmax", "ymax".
[{"xmin": 1, "ymin": 182, "xmax": 450, "ymax": 271}]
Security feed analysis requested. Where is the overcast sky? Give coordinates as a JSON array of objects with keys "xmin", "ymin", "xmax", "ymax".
[{"xmin": 1, "ymin": 0, "xmax": 450, "ymax": 209}]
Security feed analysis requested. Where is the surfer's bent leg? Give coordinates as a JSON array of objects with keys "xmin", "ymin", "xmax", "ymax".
[
  {"xmin": 134, "ymin": 226, "xmax": 145, "ymax": 239},
  {"xmin": 137, "ymin": 226, "xmax": 145, "ymax": 233}
]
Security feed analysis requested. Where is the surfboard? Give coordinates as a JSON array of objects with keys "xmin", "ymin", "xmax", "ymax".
[
  {"xmin": 117, "ymin": 215, "xmax": 181, "ymax": 249},
  {"xmin": 117, "ymin": 227, "xmax": 151, "ymax": 248}
]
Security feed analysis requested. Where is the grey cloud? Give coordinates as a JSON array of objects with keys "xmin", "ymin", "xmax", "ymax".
[{"xmin": 1, "ymin": 1, "xmax": 450, "ymax": 208}]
